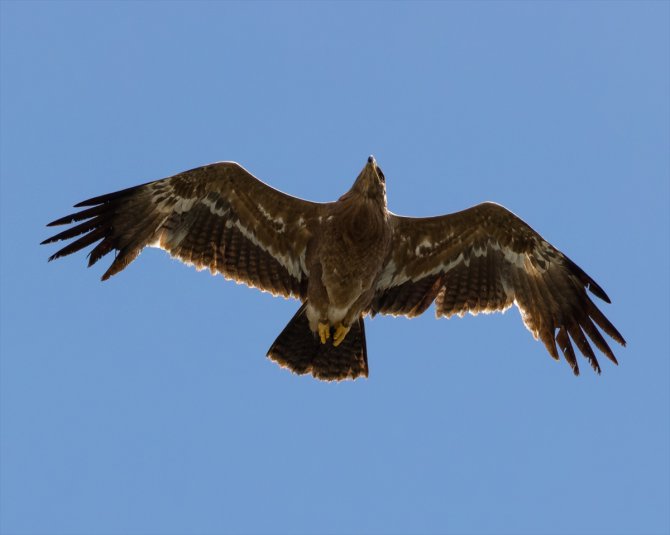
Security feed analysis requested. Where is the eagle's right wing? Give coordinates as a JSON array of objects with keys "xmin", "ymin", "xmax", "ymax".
[{"xmin": 43, "ymin": 162, "xmax": 323, "ymax": 299}]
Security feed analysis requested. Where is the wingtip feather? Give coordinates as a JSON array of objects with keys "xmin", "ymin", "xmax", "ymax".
[
  {"xmin": 47, "ymin": 214, "xmax": 77, "ymax": 227},
  {"xmin": 73, "ymin": 182, "xmax": 148, "ymax": 207},
  {"xmin": 564, "ymin": 256, "xmax": 611, "ymax": 303},
  {"xmin": 587, "ymin": 281, "xmax": 611, "ymax": 303},
  {"xmin": 73, "ymin": 199, "xmax": 97, "ymax": 208}
]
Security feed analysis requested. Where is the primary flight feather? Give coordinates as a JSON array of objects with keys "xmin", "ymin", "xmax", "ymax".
[{"xmin": 43, "ymin": 156, "xmax": 625, "ymax": 380}]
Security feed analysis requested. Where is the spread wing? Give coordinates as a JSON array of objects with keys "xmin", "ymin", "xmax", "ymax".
[
  {"xmin": 371, "ymin": 202, "xmax": 626, "ymax": 375},
  {"xmin": 42, "ymin": 162, "xmax": 322, "ymax": 299}
]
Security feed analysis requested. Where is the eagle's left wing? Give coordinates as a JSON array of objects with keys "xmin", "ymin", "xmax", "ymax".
[
  {"xmin": 43, "ymin": 162, "xmax": 321, "ymax": 299},
  {"xmin": 371, "ymin": 202, "xmax": 625, "ymax": 374}
]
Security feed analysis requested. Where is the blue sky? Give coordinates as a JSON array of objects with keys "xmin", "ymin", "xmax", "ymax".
[{"xmin": 1, "ymin": 2, "xmax": 668, "ymax": 534}]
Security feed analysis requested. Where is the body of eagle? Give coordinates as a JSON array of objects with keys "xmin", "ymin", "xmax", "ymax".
[{"xmin": 43, "ymin": 156, "xmax": 625, "ymax": 380}]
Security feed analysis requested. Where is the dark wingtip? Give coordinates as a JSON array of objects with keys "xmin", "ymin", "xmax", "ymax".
[
  {"xmin": 563, "ymin": 256, "xmax": 611, "ymax": 303},
  {"xmin": 46, "ymin": 215, "xmax": 75, "ymax": 227},
  {"xmin": 73, "ymin": 182, "xmax": 147, "ymax": 208},
  {"xmin": 74, "ymin": 195, "xmax": 106, "ymax": 208},
  {"xmin": 590, "ymin": 359, "xmax": 602, "ymax": 375},
  {"xmin": 587, "ymin": 281, "xmax": 611, "ymax": 303},
  {"xmin": 73, "ymin": 199, "xmax": 97, "ymax": 208},
  {"xmin": 616, "ymin": 330, "xmax": 627, "ymax": 348}
]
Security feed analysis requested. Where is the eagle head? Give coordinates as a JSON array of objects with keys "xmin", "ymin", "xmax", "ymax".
[{"xmin": 348, "ymin": 155, "xmax": 387, "ymax": 205}]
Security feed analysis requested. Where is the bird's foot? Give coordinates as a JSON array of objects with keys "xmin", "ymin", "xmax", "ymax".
[
  {"xmin": 318, "ymin": 321, "xmax": 330, "ymax": 344},
  {"xmin": 332, "ymin": 323, "xmax": 350, "ymax": 347}
]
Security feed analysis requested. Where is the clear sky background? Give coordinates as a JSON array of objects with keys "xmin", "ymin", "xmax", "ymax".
[{"xmin": 1, "ymin": 2, "xmax": 668, "ymax": 535}]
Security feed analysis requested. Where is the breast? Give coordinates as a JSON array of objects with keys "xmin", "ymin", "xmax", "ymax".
[{"xmin": 319, "ymin": 201, "xmax": 391, "ymax": 311}]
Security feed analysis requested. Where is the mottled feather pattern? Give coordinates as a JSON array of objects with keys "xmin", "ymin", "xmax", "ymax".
[
  {"xmin": 433, "ymin": 248, "xmax": 512, "ymax": 317},
  {"xmin": 43, "ymin": 162, "xmax": 316, "ymax": 298},
  {"xmin": 374, "ymin": 202, "xmax": 625, "ymax": 375},
  {"xmin": 370, "ymin": 274, "xmax": 444, "ymax": 317}
]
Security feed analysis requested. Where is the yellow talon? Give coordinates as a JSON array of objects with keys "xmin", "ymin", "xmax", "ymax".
[
  {"xmin": 332, "ymin": 323, "xmax": 350, "ymax": 347},
  {"xmin": 318, "ymin": 321, "xmax": 330, "ymax": 344}
]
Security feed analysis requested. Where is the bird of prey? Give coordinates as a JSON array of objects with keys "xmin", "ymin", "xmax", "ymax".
[{"xmin": 43, "ymin": 156, "xmax": 625, "ymax": 380}]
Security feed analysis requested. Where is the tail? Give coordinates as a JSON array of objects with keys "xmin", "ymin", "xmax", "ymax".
[{"xmin": 267, "ymin": 303, "xmax": 368, "ymax": 381}]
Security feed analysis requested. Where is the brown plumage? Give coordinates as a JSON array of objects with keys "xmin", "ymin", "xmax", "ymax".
[{"xmin": 42, "ymin": 156, "xmax": 625, "ymax": 380}]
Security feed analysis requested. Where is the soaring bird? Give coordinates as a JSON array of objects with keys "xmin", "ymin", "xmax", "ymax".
[{"xmin": 43, "ymin": 156, "xmax": 625, "ymax": 380}]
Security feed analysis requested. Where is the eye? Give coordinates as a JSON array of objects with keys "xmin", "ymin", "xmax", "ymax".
[{"xmin": 376, "ymin": 168, "xmax": 386, "ymax": 183}]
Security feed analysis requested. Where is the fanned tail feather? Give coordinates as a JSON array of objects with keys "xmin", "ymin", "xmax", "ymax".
[{"xmin": 267, "ymin": 303, "xmax": 368, "ymax": 381}]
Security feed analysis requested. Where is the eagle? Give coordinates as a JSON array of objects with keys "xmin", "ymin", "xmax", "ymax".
[{"xmin": 42, "ymin": 156, "xmax": 625, "ymax": 380}]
